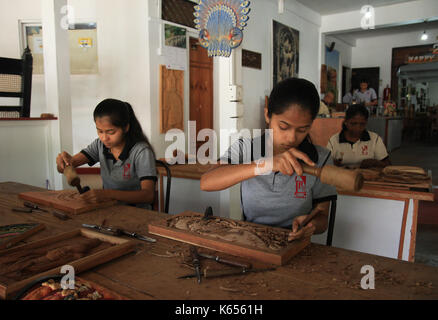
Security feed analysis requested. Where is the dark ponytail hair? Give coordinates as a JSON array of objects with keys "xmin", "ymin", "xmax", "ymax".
[
  {"xmin": 94, "ymin": 99, "xmax": 156, "ymax": 158},
  {"xmin": 268, "ymin": 78, "xmax": 320, "ymax": 120},
  {"xmin": 342, "ymin": 104, "xmax": 369, "ymax": 130}
]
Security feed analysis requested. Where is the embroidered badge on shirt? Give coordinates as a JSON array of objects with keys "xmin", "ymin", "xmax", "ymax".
[
  {"xmin": 295, "ymin": 176, "xmax": 307, "ymax": 199},
  {"xmin": 123, "ymin": 163, "xmax": 131, "ymax": 179},
  {"xmin": 361, "ymin": 145, "xmax": 369, "ymax": 156}
]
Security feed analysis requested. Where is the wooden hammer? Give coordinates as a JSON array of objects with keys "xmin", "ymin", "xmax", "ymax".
[
  {"xmin": 63, "ymin": 166, "xmax": 90, "ymax": 194},
  {"xmin": 302, "ymin": 164, "xmax": 364, "ymax": 192}
]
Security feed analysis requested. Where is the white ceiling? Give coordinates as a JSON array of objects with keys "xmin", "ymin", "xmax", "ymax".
[{"xmin": 295, "ymin": 0, "xmax": 417, "ymax": 15}]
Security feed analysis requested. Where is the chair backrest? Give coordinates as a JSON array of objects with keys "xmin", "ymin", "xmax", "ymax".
[
  {"xmin": 155, "ymin": 160, "xmax": 172, "ymax": 214},
  {"xmin": 0, "ymin": 47, "xmax": 33, "ymax": 117},
  {"xmin": 326, "ymin": 199, "xmax": 337, "ymax": 246}
]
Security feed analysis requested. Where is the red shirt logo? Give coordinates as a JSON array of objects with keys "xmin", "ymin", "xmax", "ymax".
[
  {"xmin": 295, "ymin": 176, "xmax": 307, "ymax": 199},
  {"xmin": 123, "ymin": 163, "xmax": 131, "ymax": 179},
  {"xmin": 361, "ymin": 145, "xmax": 369, "ymax": 156}
]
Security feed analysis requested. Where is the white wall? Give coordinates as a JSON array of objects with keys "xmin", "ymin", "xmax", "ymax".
[
  {"xmin": 0, "ymin": 0, "xmax": 151, "ymax": 157},
  {"xmin": 351, "ymin": 27, "xmax": 438, "ymax": 99},
  {"xmin": 241, "ymin": 0, "xmax": 322, "ymax": 130},
  {"xmin": 0, "ymin": 0, "xmax": 47, "ymax": 114},
  {"xmin": 1, "ymin": 0, "xmax": 322, "ymax": 158}
]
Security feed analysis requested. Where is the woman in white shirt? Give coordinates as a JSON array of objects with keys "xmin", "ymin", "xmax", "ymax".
[{"xmin": 327, "ymin": 104, "xmax": 391, "ymax": 169}]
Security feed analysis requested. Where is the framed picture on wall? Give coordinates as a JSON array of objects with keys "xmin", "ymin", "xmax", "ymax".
[
  {"xmin": 325, "ymin": 46, "xmax": 340, "ymax": 103},
  {"xmin": 164, "ymin": 24, "xmax": 187, "ymax": 49},
  {"xmin": 18, "ymin": 20, "xmax": 99, "ymax": 74},
  {"xmin": 19, "ymin": 21, "xmax": 44, "ymax": 74},
  {"xmin": 273, "ymin": 20, "xmax": 299, "ymax": 86}
]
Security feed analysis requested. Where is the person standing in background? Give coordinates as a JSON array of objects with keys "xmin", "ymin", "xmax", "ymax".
[{"xmin": 353, "ymin": 79, "xmax": 378, "ymax": 107}]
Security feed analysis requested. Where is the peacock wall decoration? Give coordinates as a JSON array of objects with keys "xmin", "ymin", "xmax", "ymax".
[{"xmin": 194, "ymin": 0, "xmax": 251, "ymax": 57}]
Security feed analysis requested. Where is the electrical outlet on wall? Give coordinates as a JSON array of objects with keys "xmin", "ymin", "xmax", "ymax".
[{"xmin": 228, "ymin": 85, "xmax": 243, "ymax": 102}]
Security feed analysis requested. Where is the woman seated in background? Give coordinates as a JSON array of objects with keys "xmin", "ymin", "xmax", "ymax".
[{"xmin": 327, "ymin": 104, "xmax": 391, "ymax": 169}]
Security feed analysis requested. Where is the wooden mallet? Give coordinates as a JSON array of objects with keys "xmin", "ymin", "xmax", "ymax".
[
  {"xmin": 63, "ymin": 166, "xmax": 90, "ymax": 194},
  {"xmin": 302, "ymin": 164, "xmax": 364, "ymax": 192}
]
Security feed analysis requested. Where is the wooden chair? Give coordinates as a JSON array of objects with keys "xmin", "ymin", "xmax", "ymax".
[
  {"xmin": 155, "ymin": 160, "xmax": 172, "ymax": 214},
  {"xmin": 326, "ymin": 199, "xmax": 337, "ymax": 246},
  {"xmin": 0, "ymin": 47, "xmax": 33, "ymax": 117}
]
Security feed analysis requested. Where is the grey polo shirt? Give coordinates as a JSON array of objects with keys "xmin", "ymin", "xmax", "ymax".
[
  {"xmin": 220, "ymin": 134, "xmax": 337, "ymax": 228},
  {"xmin": 81, "ymin": 138, "xmax": 157, "ymax": 209}
]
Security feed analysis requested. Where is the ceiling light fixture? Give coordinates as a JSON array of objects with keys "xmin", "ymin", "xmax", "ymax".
[
  {"xmin": 421, "ymin": 31, "xmax": 428, "ymax": 41},
  {"xmin": 365, "ymin": 7, "xmax": 372, "ymax": 19}
]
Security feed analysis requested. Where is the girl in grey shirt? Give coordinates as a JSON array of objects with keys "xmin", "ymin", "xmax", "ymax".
[{"xmin": 56, "ymin": 99, "xmax": 157, "ymax": 209}]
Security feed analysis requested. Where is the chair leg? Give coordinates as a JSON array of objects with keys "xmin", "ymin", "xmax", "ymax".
[{"xmin": 326, "ymin": 200, "xmax": 337, "ymax": 247}]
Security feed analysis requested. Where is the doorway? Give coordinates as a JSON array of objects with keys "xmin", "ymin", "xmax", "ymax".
[
  {"xmin": 352, "ymin": 67, "xmax": 380, "ymax": 99},
  {"xmin": 189, "ymin": 37, "xmax": 213, "ymax": 152}
]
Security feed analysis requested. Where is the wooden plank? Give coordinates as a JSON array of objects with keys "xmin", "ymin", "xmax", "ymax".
[
  {"xmin": 339, "ymin": 185, "xmax": 434, "ymax": 201},
  {"xmin": 148, "ymin": 211, "xmax": 310, "ymax": 266},
  {"xmin": 409, "ymin": 200, "xmax": 420, "ymax": 262},
  {"xmin": 159, "ymin": 65, "xmax": 184, "ymax": 133},
  {"xmin": 0, "ymin": 228, "xmax": 136, "ymax": 300},
  {"xmin": 397, "ymin": 200, "xmax": 409, "ymax": 260},
  {"xmin": 18, "ymin": 190, "xmax": 117, "ymax": 215}
]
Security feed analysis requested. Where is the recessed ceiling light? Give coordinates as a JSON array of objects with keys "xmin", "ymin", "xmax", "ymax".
[
  {"xmin": 365, "ymin": 7, "xmax": 372, "ymax": 19},
  {"xmin": 421, "ymin": 31, "xmax": 428, "ymax": 41}
]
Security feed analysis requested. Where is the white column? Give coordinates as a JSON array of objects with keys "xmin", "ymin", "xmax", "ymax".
[
  {"xmin": 216, "ymin": 49, "xmax": 244, "ymax": 220},
  {"xmin": 41, "ymin": 0, "xmax": 73, "ymax": 190}
]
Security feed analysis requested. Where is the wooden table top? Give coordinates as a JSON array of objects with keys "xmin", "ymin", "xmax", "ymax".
[
  {"xmin": 156, "ymin": 164, "xmax": 434, "ymax": 201},
  {"xmin": 1, "ymin": 181, "xmax": 437, "ymax": 300}
]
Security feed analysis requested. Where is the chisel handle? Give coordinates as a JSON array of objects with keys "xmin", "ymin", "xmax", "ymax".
[{"xmin": 216, "ymin": 257, "xmax": 251, "ymax": 269}]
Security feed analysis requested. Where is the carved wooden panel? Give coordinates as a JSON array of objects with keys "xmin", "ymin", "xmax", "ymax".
[
  {"xmin": 159, "ymin": 65, "xmax": 184, "ymax": 134},
  {"xmin": 148, "ymin": 211, "xmax": 310, "ymax": 266}
]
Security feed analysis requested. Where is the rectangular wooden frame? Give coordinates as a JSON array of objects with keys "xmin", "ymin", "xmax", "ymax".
[
  {"xmin": 18, "ymin": 191, "xmax": 117, "ymax": 215},
  {"xmin": 0, "ymin": 228, "xmax": 136, "ymax": 300},
  {"xmin": 148, "ymin": 211, "xmax": 310, "ymax": 266},
  {"xmin": 0, "ymin": 223, "xmax": 45, "ymax": 250}
]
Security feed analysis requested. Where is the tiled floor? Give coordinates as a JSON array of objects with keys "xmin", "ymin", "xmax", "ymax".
[
  {"xmin": 390, "ymin": 140, "xmax": 438, "ymax": 186},
  {"xmin": 415, "ymin": 224, "xmax": 438, "ymax": 267},
  {"xmin": 390, "ymin": 140, "xmax": 438, "ymax": 267}
]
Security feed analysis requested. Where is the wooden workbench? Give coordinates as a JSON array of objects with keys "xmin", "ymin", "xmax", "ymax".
[
  {"xmin": 158, "ymin": 164, "xmax": 434, "ymax": 262},
  {"xmin": 1, "ymin": 182, "xmax": 437, "ymax": 300}
]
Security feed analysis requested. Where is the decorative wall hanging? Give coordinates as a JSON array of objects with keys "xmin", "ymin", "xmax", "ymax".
[
  {"xmin": 242, "ymin": 49, "xmax": 262, "ymax": 69},
  {"xmin": 159, "ymin": 65, "xmax": 184, "ymax": 133},
  {"xmin": 273, "ymin": 20, "xmax": 299, "ymax": 86},
  {"xmin": 194, "ymin": 0, "xmax": 251, "ymax": 57},
  {"xmin": 325, "ymin": 46, "xmax": 340, "ymax": 102}
]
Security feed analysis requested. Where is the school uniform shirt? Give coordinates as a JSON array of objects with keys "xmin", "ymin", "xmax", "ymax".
[
  {"xmin": 220, "ymin": 134, "xmax": 337, "ymax": 229},
  {"xmin": 81, "ymin": 138, "xmax": 157, "ymax": 209},
  {"xmin": 326, "ymin": 129, "xmax": 389, "ymax": 168},
  {"xmin": 353, "ymin": 88, "xmax": 377, "ymax": 104}
]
